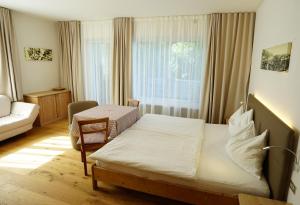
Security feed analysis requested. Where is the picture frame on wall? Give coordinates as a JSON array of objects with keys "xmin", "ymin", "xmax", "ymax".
[
  {"xmin": 24, "ymin": 47, "xmax": 53, "ymax": 61},
  {"xmin": 261, "ymin": 42, "xmax": 292, "ymax": 72}
]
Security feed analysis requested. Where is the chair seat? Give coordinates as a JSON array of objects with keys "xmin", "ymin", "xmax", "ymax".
[{"xmin": 77, "ymin": 132, "xmax": 106, "ymax": 145}]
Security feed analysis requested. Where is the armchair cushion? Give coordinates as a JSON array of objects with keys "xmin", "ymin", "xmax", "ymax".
[{"xmin": 0, "ymin": 95, "xmax": 11, "ymax": 117}]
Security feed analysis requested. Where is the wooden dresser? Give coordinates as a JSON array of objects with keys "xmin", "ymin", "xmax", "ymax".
[{"xmin": 24, "ymin": 90, "xmax": 72, "ymax": 126}]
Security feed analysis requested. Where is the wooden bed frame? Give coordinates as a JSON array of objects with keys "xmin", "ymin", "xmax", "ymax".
[
  {"xmin": 92, "ymin": 164, "xmax": 238, "ymax": 205},
  {"xmin": 91, "ymin": 94, "xmax": 298, "ymax": 204}
]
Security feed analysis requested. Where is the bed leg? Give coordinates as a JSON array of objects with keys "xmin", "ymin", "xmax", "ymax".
[
  {"xmin": 92, "ymin": 178, "xmax": 98, "ymax": 190},
  {"xmin": 91, "ymin": 164, "xmax": 98, "ymax": 190}
]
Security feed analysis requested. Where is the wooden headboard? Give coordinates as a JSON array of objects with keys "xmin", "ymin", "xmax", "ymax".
[{"xmin": 247, "ymin": 94, "xmax": 298, "ymax": 201}]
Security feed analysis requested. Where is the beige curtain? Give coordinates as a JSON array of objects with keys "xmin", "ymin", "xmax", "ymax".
[
  {"xmin": 112, "ymin": 17, "xmax": 133, "ymax": 105},
  {"xmin": 58, "ymin": 21, "xmax": 84, "ymax": 102},
  {"xmin": 200, "ymin": 13, "xmax": 256, "ymax": 124},
  {"xmin": 0, "ymin": 7, "xmax": 22, "ymax": 101}
]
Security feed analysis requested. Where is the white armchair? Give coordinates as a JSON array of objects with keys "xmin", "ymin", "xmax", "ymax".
[{"xmin": 0, "ymin": 95, "xmax": 39, "ymax": 142}]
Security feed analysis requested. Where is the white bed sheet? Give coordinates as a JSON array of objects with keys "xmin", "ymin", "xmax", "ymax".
[
  {"xmin": 91, "ymin": 117, "xmax": 270, "ymax": 197},
  {"xmin": 90, "ymin": 114, "xmax": 205, "ymax": 178},
  {"xmin": 131, "ymin": 114, "xmax": 204, "ymax": 138}
]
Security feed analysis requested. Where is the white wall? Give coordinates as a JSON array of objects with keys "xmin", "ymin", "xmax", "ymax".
[
  {"xmin": 12, "ymin": 11, "xmax": 59, "ymax": 94},
  {"xmin": 249, "ymin": 0, "xmax": 300, "ymax": 204}
]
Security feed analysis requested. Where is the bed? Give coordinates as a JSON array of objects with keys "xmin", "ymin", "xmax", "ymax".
[{"xmin": 89, "ymin": 94, "xmax": 298, "ymax": 204}]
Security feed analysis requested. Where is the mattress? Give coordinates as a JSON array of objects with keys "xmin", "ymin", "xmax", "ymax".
[{"xmin": 90, "ymin": 116, "xmax": 270, "ymax": 197}]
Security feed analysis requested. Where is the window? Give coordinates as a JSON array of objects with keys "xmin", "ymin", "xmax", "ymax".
[
  {"xmin": 132, "ymin": 16, "xmax": 208, "ymax": 117},
  {"xmin": 133, "ymin": 41, "xmax": 203, "ymax": 107}
]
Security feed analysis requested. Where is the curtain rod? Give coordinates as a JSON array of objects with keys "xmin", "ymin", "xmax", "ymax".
[{"xmin": 61, "ymin": 11, "xmax": 255, "ymax": 22}]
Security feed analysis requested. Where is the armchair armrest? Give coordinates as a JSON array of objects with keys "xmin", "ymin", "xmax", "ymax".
[{"xmin": 11, "ymin": 102, "xmax": 40, "ymax": 119}]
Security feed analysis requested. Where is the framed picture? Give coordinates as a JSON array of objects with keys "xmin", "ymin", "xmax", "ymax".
[
  {"xmin": 24, "ymin": 47, "xmax": 53, "ymax": 61},
  {"xmin": 261, "ymin": 42, "xmax": 292, "ymax": 72}
]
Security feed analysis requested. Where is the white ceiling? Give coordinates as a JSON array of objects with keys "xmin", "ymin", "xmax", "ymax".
[{"xmin": 0, "ymin": 0, "xmax": 262, "ymax": 21}]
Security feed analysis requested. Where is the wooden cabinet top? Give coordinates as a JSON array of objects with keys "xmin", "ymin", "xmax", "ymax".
[
  {"xmin": 24, "ymin": 90, "xmax": 70, "ymax": 98},
  {"xmin": 238, "ymin": 194, "xmax": 291, "ymax": 205}
]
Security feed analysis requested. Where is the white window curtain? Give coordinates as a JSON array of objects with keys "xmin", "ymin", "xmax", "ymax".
[
  {"xmin": 132, "ymin": 16, "xmax": 209, "ymax": 118},
  {"xmin": 81, "ymin": 20, "xmax": 113, "ymax": 104}
]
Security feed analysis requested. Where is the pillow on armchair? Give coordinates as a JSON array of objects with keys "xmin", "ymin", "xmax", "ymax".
[{"xmin": 0, "ymin": 95, "xmax": 11, "ymax": 117}]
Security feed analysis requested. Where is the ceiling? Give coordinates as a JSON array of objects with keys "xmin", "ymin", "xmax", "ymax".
[{"xmin": 0, "ymin": 0, "xmax": 262, "ymax": 21}]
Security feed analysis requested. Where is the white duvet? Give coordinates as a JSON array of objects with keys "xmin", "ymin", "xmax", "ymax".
[{"xmin": 90, "ymin": 114, "xmax": 205, "ymax": 178}]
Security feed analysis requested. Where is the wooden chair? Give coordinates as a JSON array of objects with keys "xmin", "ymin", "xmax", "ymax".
[
  {"xmin": 127, "ymin": 99, "xmax": 140, "ymax": 108},
  {"xmin": 77, "ymin": 118, "xmax": 109, "ymax": 176}
]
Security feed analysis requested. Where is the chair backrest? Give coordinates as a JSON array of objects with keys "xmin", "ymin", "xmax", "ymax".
[
  {"xmin": 0, "ymin": 95, "xmax": 11, "ymax": 117},
  {"xmin": 77, "ymin": 118, "xmax": 109, "ymax": 145},
  {"xmin": 128, "ymin": 99, "xmax": 140, "ymax": 108},
  {"xmin": 68, "ymin": 101, "xmax": 98, "ymax": 124}
]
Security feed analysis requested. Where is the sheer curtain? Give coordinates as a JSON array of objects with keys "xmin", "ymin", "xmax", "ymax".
[
  {"xmin": 81, "ymin": 20, "xmax": 113, "ymax": 104},
  {"xmin": 132, "ymin": 16, "xmax": 209, "ymax": 118}
]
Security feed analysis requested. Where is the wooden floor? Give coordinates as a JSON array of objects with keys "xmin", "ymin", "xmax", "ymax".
[{"xmin": 0, "ymin": 120, "xmax": 186, "ymax": 205}]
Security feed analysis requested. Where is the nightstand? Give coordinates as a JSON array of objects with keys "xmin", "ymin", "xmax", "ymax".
[{"xmin": 238, "ymin": 194, "xmax": 292, "ymax": 205}]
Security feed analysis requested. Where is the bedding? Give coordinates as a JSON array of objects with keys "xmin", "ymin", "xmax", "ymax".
[
  {"xmin": 90, "ymin": 114, "xmax": 270, "ymax": 197},
  {"xmin": 226, "ymin": 121, "xmax": 268, "ymax": 179},
  {"xmin": 130, "ymin": 114, "xmax": 204, "ymax": 138},
  {"xmin": 229, "ymin": 109, "xmax": 253, "ymax": 136},
  {"xmin": 228, "ymin": 105, "xmax": 243, "ymax": 122},
  {"xmin": 90, "ymin": 114, "xmax": 205, "ymax": 178}
]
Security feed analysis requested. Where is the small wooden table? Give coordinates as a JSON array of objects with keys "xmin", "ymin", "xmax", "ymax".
[
  {"xmin": 70, "ymin": 104, "xmax": 140, "ymax": 140},
  {"xmin": 238, "ymin": 194, "xmax": 292, "ymax": 205}
]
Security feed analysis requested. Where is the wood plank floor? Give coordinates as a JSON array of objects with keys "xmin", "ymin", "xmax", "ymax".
[{"xmin": 0, "ymin": 120, "xmax": 187, "ymax": 205}]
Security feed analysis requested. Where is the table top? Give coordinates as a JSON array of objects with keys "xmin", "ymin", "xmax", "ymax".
[
  {"xmin": 70, "ymin": 104, "xmax": 140, "ymax": 139},
  {"xmin": 238, "ymin": 194, "xmax": 291, "ymax": 205},
  {"xmin": 73, "ymin": 104, "xmax": 138, "ymax": 121}
]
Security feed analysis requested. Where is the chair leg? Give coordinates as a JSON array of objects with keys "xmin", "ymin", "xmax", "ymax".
[
  {"xmin": 82, "ymin": 151, "xmax": 88, "ymax": 176},
  {"xmin": 83, "ymin": 161, "xmax": 88, "ymax": 176},
  {"xmin": 80, "ymin": 151, "xmax": 84, "ymax": 162}
]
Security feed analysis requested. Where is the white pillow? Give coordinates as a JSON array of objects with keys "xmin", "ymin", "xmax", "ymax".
[
  {"xmin": 0, "ymin": 95, "xmax": 11, "ymax": 117},
  {"xmin": 226, "ymin": 121, "xmax": 268, "ymax": 179},
  {"xmin": 229, "ymin": 109, "xmax": 253, "ymax": 136},
  {"xmin": 228, "ymin": 106, "xmax": 244, "ymax": 122}
]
